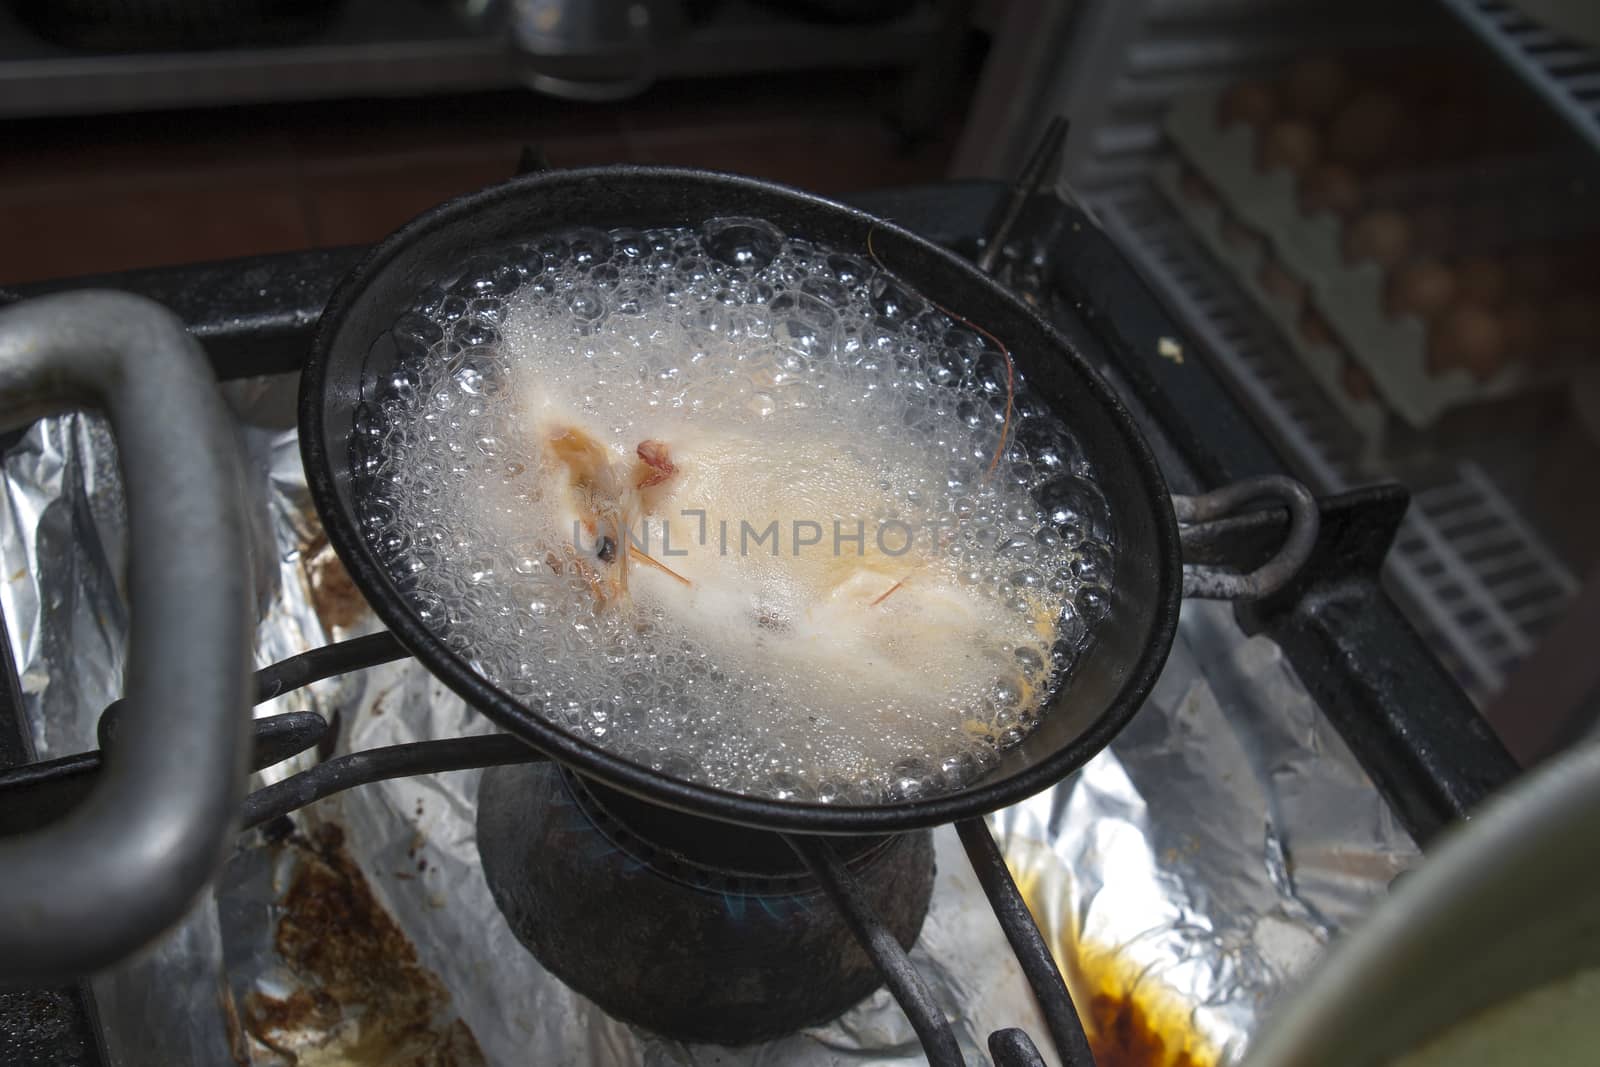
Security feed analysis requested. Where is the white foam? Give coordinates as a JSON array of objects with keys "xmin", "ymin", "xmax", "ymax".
[{"xmin": 355, "ymin": 220, "xmax": 1116, "ymax": 802}]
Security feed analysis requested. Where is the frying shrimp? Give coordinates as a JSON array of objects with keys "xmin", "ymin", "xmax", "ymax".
[
  {"xmin": 543, "ymin": 425, "xmax": 690, "ymax": 603},
  {"xmin": 635, "ymin": 439, "xmax": 676, "ymax": 488}
]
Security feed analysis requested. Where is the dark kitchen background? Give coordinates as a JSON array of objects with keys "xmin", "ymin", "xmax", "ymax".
[{"xmin": 0, "ymin": 0, "xmax": 979, "ymax": 282}]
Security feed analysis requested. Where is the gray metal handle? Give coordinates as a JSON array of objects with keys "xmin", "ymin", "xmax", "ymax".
[
  {"xmin": 1174, "ymin": 475, "xmax": 1319, "ymax": 600},
  {"xmin": 0, "ymin": 291, "xmax": 253, "ymax": 986}
]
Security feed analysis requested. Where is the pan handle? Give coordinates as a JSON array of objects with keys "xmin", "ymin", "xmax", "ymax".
[
  {"xmin": 1173, "ymin": 475, "xmax": 1319, "ymax": 601},
  {"xmin": 0, "ymin": 291, "xmax": 254, "ymax": 986}
]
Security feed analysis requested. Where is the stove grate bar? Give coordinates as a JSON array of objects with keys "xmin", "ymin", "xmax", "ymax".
[
  {"xmin": 251, "ymin": 630, "xmax": 409, "ymax": 703},
  {"xmin": 957, "ymin": 817, "xmax": 1098, "ymax": 1067},
  {"xmin": 989, "ymin": 1028, "xmax": 1049, "ymax": 1067},
  {"xmin": 789, "ymin": 827, "xmax": 1098, "ymax": 1067},
  {"xmin": 787, "ymin": 834, "xmax": 969, "ymax": 1067},
  {"xmin": 240, "ymin": 733, "xmax": 545, "ymax": 831},
  {"xmin": 93, "ymin": 629, "xmax": 410, "ymax": 748}
]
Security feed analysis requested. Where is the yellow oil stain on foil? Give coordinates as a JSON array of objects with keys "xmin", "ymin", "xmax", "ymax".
[{"xmin": 1009, "ymin": 847, "xmax": 1218, "ymax": 1067}]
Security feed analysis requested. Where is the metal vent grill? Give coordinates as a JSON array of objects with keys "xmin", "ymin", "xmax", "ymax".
[
  {"xmin": 1437, "ymin": 0, "xmax": 1600, "ymax": 155},
  {"xmin": 1094, "ymin": 185, "xmax": 1366, "ymax": 490},
  {"xmin": 1397, "ymin": 466, "xmax": 1580, "ymax": 690},
  {"xmin": 1094, "ymin": 186, "xmax": 1579, "ymax": 703}
]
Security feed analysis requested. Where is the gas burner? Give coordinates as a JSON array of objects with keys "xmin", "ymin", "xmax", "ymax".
[{"xmin": 478, "ymin": 763, "xmax": 934, "ymax": 1045}]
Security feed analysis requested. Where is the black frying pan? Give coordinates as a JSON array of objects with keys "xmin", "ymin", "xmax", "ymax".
[{"xmin": 300, "ymin": 165, "xmax": 1311, "ymax": 835}]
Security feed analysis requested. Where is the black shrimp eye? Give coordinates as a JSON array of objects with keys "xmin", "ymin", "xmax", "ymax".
[{"xmin": 596, "ymin": 536, "xmax": 617, "ymax": 564}]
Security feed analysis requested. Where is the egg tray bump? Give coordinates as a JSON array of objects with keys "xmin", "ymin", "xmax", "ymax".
[
  {"xmin": 1154, "ymin": 160, "xmax": 1393, "ymax": 464},
  {"xmin": 1164, "ymin": 90, "xmax": 1583, "ymax": 430}
]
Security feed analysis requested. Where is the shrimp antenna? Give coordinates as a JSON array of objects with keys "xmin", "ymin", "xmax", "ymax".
[{"xmin": 632, "ymin": 547, "xmax": 692, "ymax": 587}]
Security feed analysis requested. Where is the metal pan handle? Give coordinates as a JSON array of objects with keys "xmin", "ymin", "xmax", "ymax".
[
  {"xmin": 1173, "ymin": 475, "xmax": 1319, "ymax": 601},
  {"xmin": 0, "ymin": 291, "xmax": 253, "ymax": 986}
]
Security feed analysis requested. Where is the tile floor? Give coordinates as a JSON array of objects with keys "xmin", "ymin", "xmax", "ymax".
[{"xmin": 0, "ymin": 70, "xmax": 960, "ymax": 285}]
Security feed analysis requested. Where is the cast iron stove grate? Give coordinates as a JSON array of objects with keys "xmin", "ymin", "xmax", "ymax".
[{"xmin": 0, "ymin": 128, "xmax": 1519, "ymax": 1066}]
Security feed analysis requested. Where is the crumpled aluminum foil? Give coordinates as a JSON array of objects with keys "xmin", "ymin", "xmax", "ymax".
[{"xmin": 0, "ymin": 375, "xmax": 1417, "ymax": 1066}]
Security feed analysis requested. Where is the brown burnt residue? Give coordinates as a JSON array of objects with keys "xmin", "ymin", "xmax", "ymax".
[
  {"xmin": 1012, "ymin": 859, "xmax": 1216, "ymax": 1067},
  {"xmin": 369, "ymin": 682, "xmax": 398, "ymax": 720},
  {"xmin": 1081, "ymin": 978, "xmax": 1209, "ymax": 1067},
  {"xmin": 303, "ymin": 534, "xmax": 370, "ymax": 632},
  {"xmin": 243, "ymin": 823, "xmax": 484, "ymax": 1067}
]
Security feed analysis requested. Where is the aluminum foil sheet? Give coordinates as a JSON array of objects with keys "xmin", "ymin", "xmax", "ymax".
[{"xmin": 0, "ymin": 374, "xmax": 1418, "ymax": 1066}]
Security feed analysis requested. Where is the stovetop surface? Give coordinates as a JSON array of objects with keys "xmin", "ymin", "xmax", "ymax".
[{"xmin": 0, "ymin": 178, "xmax": 1518, "ymax": 1066}]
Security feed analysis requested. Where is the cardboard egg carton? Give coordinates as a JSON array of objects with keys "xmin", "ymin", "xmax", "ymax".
[
  {"xmin": 1154, "ymin": 161, "xmax": 1392, "ymax": 462},
  {"xmin": 1164, "ymin": 91, "xmax": 1581, "ymax": 429}
]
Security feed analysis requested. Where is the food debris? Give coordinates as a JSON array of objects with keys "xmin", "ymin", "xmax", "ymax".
[
  {"xmin": 243, "ymin": 824, "xmax": 483, "ymax": 1067},
  {"xmin": 304, "ymin": 535, "xmax": 370, "ymax": 632},
  {"xmin": 369, "ymin": 685, "xmax": 397, "ymax": 720},
  {"xmin": 1157, "ymin": 337, "xmax": 1185, "ymax": 364}
]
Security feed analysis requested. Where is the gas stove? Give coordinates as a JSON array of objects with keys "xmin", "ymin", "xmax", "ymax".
[{"xmin": 0, "ymin": 174, "xmax": 1517, "ymax": 1066}]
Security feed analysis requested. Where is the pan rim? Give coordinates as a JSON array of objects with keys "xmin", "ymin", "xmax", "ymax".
[{"xmin": 299, "ymin": 163, "xmax": 1181, "ymax": 834}]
